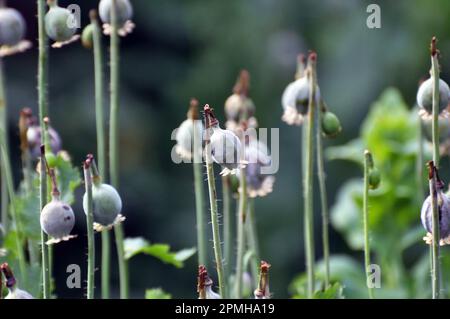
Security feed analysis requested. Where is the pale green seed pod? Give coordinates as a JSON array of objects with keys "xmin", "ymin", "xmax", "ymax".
[
  {"xmin": 83, "ymin": 183, "xmax": 122, "ymax": 226},
  {"xmin": 321, "ymin": 111, "xmax": 342, "ymax": 138},
  {"xmin": 40, "ymin": 198, "xmax": 75, "ymax": 241},
  {"xmin": 45, "ymin": 4, "xmax": 77, "ymax": 42},
  {"xmin": 98, "ymin": 0, "xmax": 133, "ymax": 27},
  {"xmin": 81, "ymin": 24, "xmax": 94, "ymax": 49},
  {"xmin": 368, "ymin": 168, "xmax": 381, "ymax": 190},
  {"xmin": 0, "ymin": 8, "xmax": 26, "ymax": 46},
  {"xmin": 417, "ymin": 78, "xmax": 450, "ymax": 115}
]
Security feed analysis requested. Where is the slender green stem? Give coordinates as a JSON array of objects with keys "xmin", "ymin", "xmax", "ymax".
[
  {"xmin": 235, "ymin": 167, "xmax": 247, "ymax": 299},
  {"xmin": 109, "ymin": 0, "xmax": 128, "ymax": 299},
  {"xmin": 316, "ymin": 106, "xmax": 330, "ymax": 289},
  {"xmin": 304, "ymin": 56, "xmax": 317, "ymax": 298},
  {"xmin": 0, "ymin": 141, "xmax": 27, "ymax": 287},
  {"xmin": 204, "ymin": 140, "xmax": 225, "ymax": 297},
  {"xmin": 193, "ymin": 117, "xmax": 207, "ymax": 267},
  {"xmin": 222, "ymin": 176, "xmax": 232, "ymax": 287},
  {"xmin": 37, "ymin": 0, "xmax": 50, "ymax": 299},
  {"xmin": 430, "ymin": 38, "xmax": 440, "ymax": 299},
  {"xmin": 0, "ymin": 59, "xmax": 8, "ymax": 233},
  {"xmin": 84, "ymin": 163, "xmax": 95, "ymax": 299},
  {"xmin": 246, "ymin": 198, "xmax": 259, "ymax": 288},
  {"xmin": 417, "ymin": 114, "xmax": 425, "ymax": 201},
  {"xmin": 90, "ymin": 11, "xmax": 110, "ymax": 300},
  {"xmin": 363, "ymin": 150, "xmax": 374, "ymax": 299}
]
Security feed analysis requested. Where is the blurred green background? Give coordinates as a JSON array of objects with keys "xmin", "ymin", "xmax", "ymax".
[{"xmin": 4, "ymin": 0, "xmax": 450, "ymax": 298}]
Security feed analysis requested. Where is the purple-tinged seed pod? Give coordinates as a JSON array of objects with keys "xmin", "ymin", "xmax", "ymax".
[
  {"xmin": 98, "ymin": 0, "xmax": 133, "ymax": 27},
  {"xmin": 175, "ymin": 99, "xmax": 203, "ymax": 161},
  {"xmin": 417, "ymin": 77, "xmax": 450, "ymax": 116},
  {"xmin": 44, "ymin": 1, "xmax": 77, "ymax": 43},
  {"xmin": 40, "ymin": 198, "xmax": 75, "ymax": 243},
  {"xmin": 421, "ymin": 190, "xmax": 450, "ymax": 240},
  {"xmin": 27, "ymin": 125, "xmax": 62, "ymax": 159},
  {"xmin": 0, "ymin": 7, "xmax": 26, "ymax": 46},
  {"xmin": 244, "ymin": 141, "xmax": 275, "ymax": 198}
]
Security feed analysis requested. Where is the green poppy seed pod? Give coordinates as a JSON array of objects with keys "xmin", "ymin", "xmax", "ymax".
[
  {"xmin": 40, "ymin": 198, "xmax": 75, "ymax": 243},
  {"xmin": 282, "ymin": 76, "xmax": 321, "ymax": 126},
  {"xmin": 81, "ymin": 24, "xmax": 94, "ymax": 49},
  {"xmin": 321, "ymin": 111, "xmax": 342, "ymax": 138},
  {"xmin": 98, "ymin": 0, "xmax": 133, "ymax": 27},
  {"xmin": 368, "ymin": 168, "xmax": 381, "ymax": 190},
  {"xmin": 421, "ymin": 190, "xmax": 450, "ymax": 239},
  {"xmin": 0, "ymin": 7, "xmax": 26, "ymax": 46},
  {"xmin": 417, "ymin": 78, "xmax": 450, "ymax": 115},
  {"xmin": 44, "ymin": 4, "xmax": 77, "ymax": 42},
  {"xmin": 83, "ymin": 183, "xmax": 122, "ymax": 227}
]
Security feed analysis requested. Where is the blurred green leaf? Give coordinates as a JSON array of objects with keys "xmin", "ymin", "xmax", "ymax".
[
  {"xmin": 145, "ymin": 288, "xmax": 172, "ymax": 299},
  {"xmin": 55, "ymin": 153, "xmax": 82, "ymax": 205},
  {"xmin": 124, "ymin": 237, "xmax": 196, "ymax": 268}
]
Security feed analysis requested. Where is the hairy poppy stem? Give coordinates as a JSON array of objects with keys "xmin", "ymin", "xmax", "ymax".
[
  {"xmin": 363, "ymin": 150, "xmax": 374, "ymax": 299},
  {"xmin": 83, "ymin": 160, "xmax": 95, "ymax": 299}
]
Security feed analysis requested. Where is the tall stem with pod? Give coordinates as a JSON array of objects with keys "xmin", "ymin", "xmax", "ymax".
[
  {"xmin": 109, "ymin": 0, "xmax": 128, "ymax": 299},
  {"xmin": 363, "ymin": 150, "xmax": 380, "ymax": 299},
  {"xmin": 304, "ymin": 52, "xmax": 317, "ymax": 298},
  {"xmin": 203, "ymin": 104, "xmax": 225, "ymax": 298},
  {"xmin": 0, "ymin": 58, "xmax": 9, "ymax": 233},
  {"xmin": 83, "ymin": 159, "xmax": 95, "ymax": 299},
  {"xmin": 37, "ymin": 0, "xmax": 50, "ymax": 299}
]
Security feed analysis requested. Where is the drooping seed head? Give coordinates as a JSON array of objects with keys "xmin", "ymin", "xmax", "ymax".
[
  {"xmin": 244, "ymin": 141, "xmax": 275, "ymax": 197},
  {"xmin": 321, "ymin": 111, "xmax": 342, "ymax": 138},
  {"xmin": 417, "ymin": 77, "xmax": 450, "ymax": 116},
  {"xmin": 421, "ymin": 191, "xmax": 450, "ymax": 240},
  {"xmin": 98, "ymin": 0, "xmax": 133, "ymax": 27},
  {"xmin": 45, "ymin": 3, "xmax": 77, "ymax": 42},
  {"xmin": 83, "ymin": 183, "xmax": 122, "ymax": 227},
  {"xmin": 1, "ymin": 263, "xmax": 34, "ymax": 299},
  {"xmin": 281, "ymin": 76, "xmax": 321, "ymax": 126},
  {"xmin": 175, "ymin": 99, "xmax": 203, "ymax": 160},
  {"xmin": 0, "ymin": 7, "xmax": 26, "ymax": 46},
  {"xmin": 40, "ymin": 198, "xmax": 75, "ymax": 243}
]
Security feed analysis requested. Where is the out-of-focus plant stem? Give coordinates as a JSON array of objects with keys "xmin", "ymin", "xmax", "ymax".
[
  {"xmin": 235, "ymin": 167, "xmax": 247, "ymax": 299},
  {"xmin": 38, "ymin": 0, "xmax": 50, "ymax": 299},
  {"xmin": 304, "ymin": 54, "xmax": 317, "ymax": 298},
  {"xmin": 363, "ymin": 150, "xmax": 374, "ymax": 299},
  {"xmin": 430, "ymin": 37, "xmax": 440, "ymax": 299},
  {"xmin": 222, "ymin": 175, "xmax": 232, "ymax": 289},
  {"xmin": 0, "ymin": 59, "xmax": 8, "ymax": 234},
  {"xmin": 109, "ymin": 0, "xmax": 128, "ymax": 299},
  {"xmin": 83, "ymin": 161, "xmax": 95, "ymax": 299},
  {"xmin": 246, "ymin": 198, "xmax": 259, "ymax": 288},
  {"xmin": 316, "ymin": 102, "xmax": 330, "ymax": 289}
]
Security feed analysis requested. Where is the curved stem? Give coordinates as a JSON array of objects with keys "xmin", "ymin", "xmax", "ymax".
[
  {"xmin": 83, "ymin": 163, "xmax": 95, "ymax": 299},
  {"xmin": 38, "ymin": 0, "xmax": 50, "ymax": 299},
  {"xmin": 316, "ymin": 107, "xmax": 330, "ymax": 288},
  {"xmin": 204, "ymin": 141, "xmax": 225, "ymax": 297},
  {"xmin": 430, "ymin": 39, "xmax": 440, "ymax": 299},
  {"xmin": 363, "ymin": 151, "xmax": 374, "ymax": 299},
  {"xmin": 304, "ymin": 57, "xmax": 316, "ymax": 298},
  {"xmin": 109, "ymin": 0, "xmax": 128, "ymax": 299},
  {"xmin": 235, "ymin": 168, "xmax": 247, "ymax": 299}
]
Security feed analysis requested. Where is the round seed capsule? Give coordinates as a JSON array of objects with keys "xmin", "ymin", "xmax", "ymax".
[
  {"xmin": 81, "ymin": 24, "xmax": 94, "ymax": 49},
  {"xmin": 321, "ymin": 111, "xmax": 342, "ymax": 138},
  {"xmin": 421, "ymin": 191, "xmax": 450, "ymax": 239},
  {"xmin": 224, "ymin": 94, "xmax": 255, "ymax": 123},
  {"xmin": 45, "ymin": 5, "xmax": 77, "ymax": 42},
  {"xmin": 417, "ymin": 78, "xmax": 450, "ymax": 115},
  {"xmin": 5, "ymin": 288, "xmax": 34, "ymax": 299},
  {"xmin": 368, "ymin": 168, "xmax": 381, "ymax": 190},
  {"xmin": 98, "ymin": 0, "xmax": 133, "ymax": 27},
  {"xmin": 83, "ymin": 183, "xmax": 122, "ymax": 226},
  {"xmin": 0, "ymin": 8, "xmax": 26, "ymax": 46},
  {"xmin": 40, "ymin": 199, "xmax": 75, "ymax": 241}
]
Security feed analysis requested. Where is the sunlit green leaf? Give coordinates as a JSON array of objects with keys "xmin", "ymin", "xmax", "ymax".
[{"xmin": 145, "ymin": 288, "xmax": 172, "ymax": 299}]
